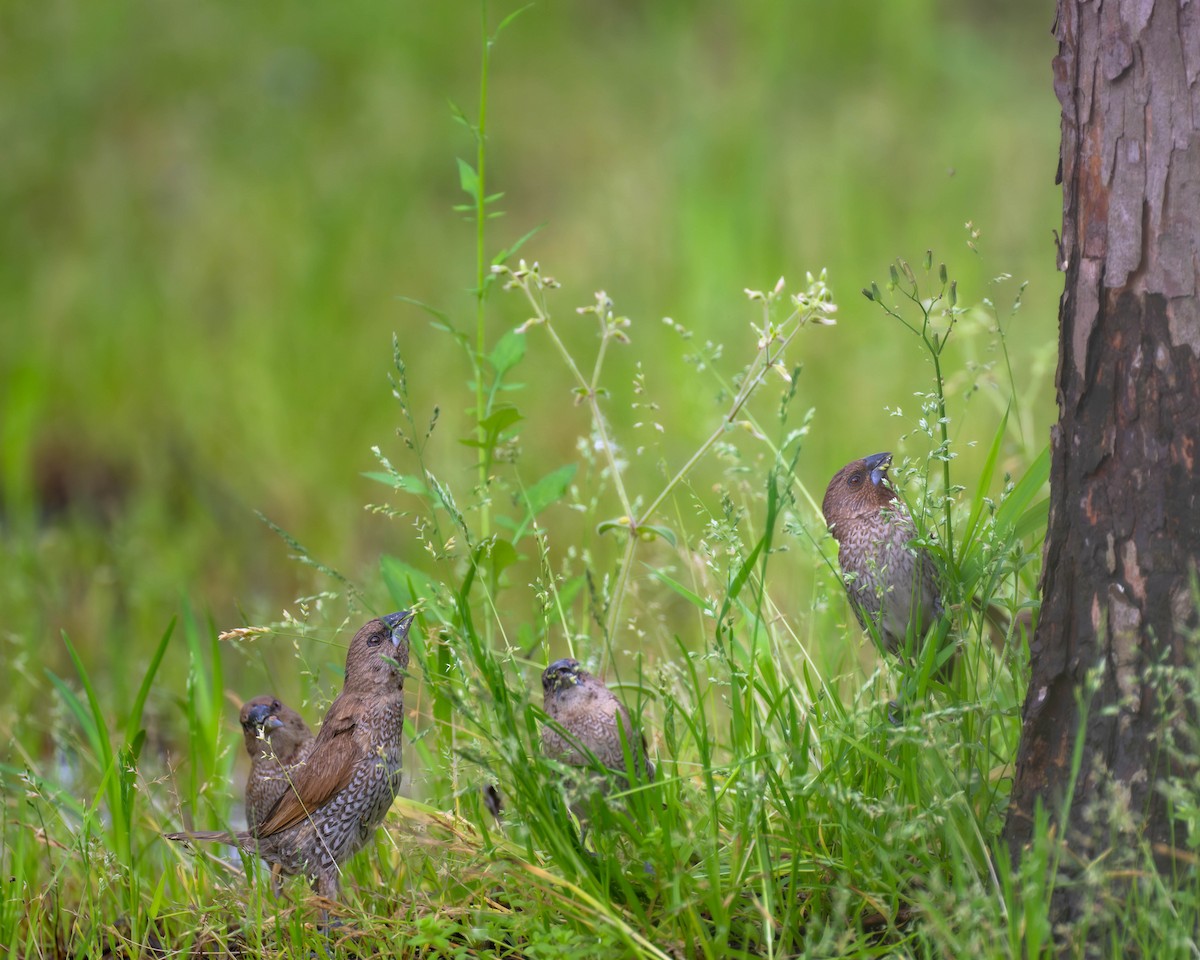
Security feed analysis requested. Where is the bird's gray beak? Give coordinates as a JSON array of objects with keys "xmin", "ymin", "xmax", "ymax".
[
  {"xmin": 382, "ymin": 610, "xmax": 414, "ymax": 648},
  {"xmin": 264, "ymin": 715, "xmax": 284, "ymax": 731},
  {"xmin": 545, "ymin": 658, "xmax": 580, "ymax": 690},
  {"xmin": 864, "ymin": 451, "xmax": 892, "ymax": 486},
  {"xmin": 244, "ymin": 701, "xmax": 273, "ymax": 728}
]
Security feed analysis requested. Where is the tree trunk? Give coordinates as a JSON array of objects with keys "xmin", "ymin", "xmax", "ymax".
[{"xmin": 1004, "ymin": 0, "xmax": 1200, "ymax": 918}]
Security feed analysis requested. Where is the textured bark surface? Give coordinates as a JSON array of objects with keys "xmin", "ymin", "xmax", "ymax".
[{"xmin": 1004, "ymin": 0, "xmax": 1200, "ymax": 902}]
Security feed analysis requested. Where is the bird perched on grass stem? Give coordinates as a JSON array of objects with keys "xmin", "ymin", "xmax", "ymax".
[
  {"xmin": 541, "ymin": 658, "xmax": 655, "ymax": 796},
  {"xmin": 822, "ymin": 452, "xmax": 945, "ymax": 670},
  {"xmin": 167, "ymin": 612, "xmax": 413, "ymax": 901}
]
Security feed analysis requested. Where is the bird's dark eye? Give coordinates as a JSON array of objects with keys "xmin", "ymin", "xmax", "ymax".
[
  {"xmin": 367, "ymin": 632, "xmax": 383, "ymax": 646},
  {"xmin": 848, "ymin": 473, "xmax": 863, "ymax": 486},
  {"xmin": 271, "ymin": 699, "xmax": 281, "ymax": 711}
]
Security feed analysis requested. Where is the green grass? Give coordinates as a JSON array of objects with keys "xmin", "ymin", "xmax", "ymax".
[
  {"xmin": 3, "ymin": 212, "xmax": 1195, "ymax": 958},
  {"xmin": 7, "ymin": 1, "xmax": 1198, "ymax": 957},
  {"xmin": 0, "ymin": 159, "xmax": 1048, "ymax": 955}
]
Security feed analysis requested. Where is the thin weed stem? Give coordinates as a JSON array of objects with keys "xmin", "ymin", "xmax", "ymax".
[
  {"xmin": 473, "ymin": 0, "xmax": 492, "ymax": 538},
  {"xmin": 501, "ymin": 268, "xmax": 835, "ymax": 648}
]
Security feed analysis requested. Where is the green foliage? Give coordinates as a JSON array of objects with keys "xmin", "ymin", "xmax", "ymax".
[{"xmin": 4, "ymin": 3, "xmax": 1196, "ymax": 959}]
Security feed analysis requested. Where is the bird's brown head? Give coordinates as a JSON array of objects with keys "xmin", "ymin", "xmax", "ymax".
[
  {"xmin": 343, "ymin": 611, "xmax": 413, "ymax": 693},
  {"xmin": 240, "ymin": 695, "xmax": 280, "ymax": 755},
  {"xmin": 822, "ymin": 452, "xmax": 897, "ymax": 532},
  {"xmin": 542, "ymin": 658, "xmax": 584, "ymax": 702},
  {"xmin": 239, "ymin": 695, "xmax": 312, "ymax": 761},
  {"xmin": 241, "ymin": 695, "xmax": 279, "ymax": 733}
]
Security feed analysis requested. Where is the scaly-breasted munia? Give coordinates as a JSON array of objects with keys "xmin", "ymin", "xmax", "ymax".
[
  {"xmin": 822, "ymin": 452, "xmax": 943, "ymax": 663},
  {"xmin": 239, "ymin": 695, "xmax": 314, "ymax": 832},
  {"xmin": 541, "ymin": 658, "xmax": 655, "ymax": 794},
  {"xmin": 168, "ymin": 612, "xmax": 413, "ymax": 900}
]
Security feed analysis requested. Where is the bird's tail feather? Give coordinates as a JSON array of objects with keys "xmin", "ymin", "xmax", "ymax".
[{"xmin": 163, "ymin": 829, "xmax": 240, "ymax": 844}]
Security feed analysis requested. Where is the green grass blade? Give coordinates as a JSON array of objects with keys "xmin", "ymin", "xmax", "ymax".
[{"xmin": 122, "ymin": 617, "xmax": 175, "ymax": 749}]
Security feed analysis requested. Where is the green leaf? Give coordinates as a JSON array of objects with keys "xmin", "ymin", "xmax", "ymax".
[
  {"xmin": 959, "ymin": 442, "xmax": 1050, "ymax": 590},
  {"xmin": 523, "ymin": 464, "xmax": 576, "ymax": 517},
  {"xmin": 396, "ymin": 297, "xmax": 475, "ymax": 356},
  {"xmin": 45, "ymin": 669, "xmax": 104, "ymax": 765},
  {"xmin": 447, "ymin": 99, "xmax": 472, "ymax": 132},
  {"xmin": 961, "ymin": 404, "xmax": 1009, "ymax": 552},
  {"xmin": 395, "ymin": 295, "xmax": 450, "ymax": 325},
  {"xmin": 597, "ymin": 517, "xmax": 633, "ymax": 536},
  {"xmin": 123, "ymin": 618, "xmax": 174, "ymax": 748},
  {"xmin": 638, "ymin": 524, "xmax": 677, "ymax": 547},
  {"xmin": 646, "ymin": 566, "xmax": 708, "ymax": 611},
  {"xmin": 1013, "ymin": 497, "xmax": 1050, "ymax": 543},
  {"xmin": 514, "ymin": 464, "xmax": 576, "ymax": 540},
  {"xmin": 717, "ymin": 473, "xmax": 783, "ymax": 629},
  {"xmin": 557, "ymin": 574, "xmax": 586, "ymax": 611},
  {"xmin": 995, "ymin": 443, "xmax": 1050, "ymax": 536},
  {"xmin": 61, "ymin": 632, "xmax": 114, "ymax": 768},
  {"xmin": 488, "ymin": 329, "xmax": 526, "ymax": 376},
  {"xmin": 486, "ymin": 537, "xmax": 519, "ymax": 581},
  {"xmin": 459, "ymin": 405, "xmax": 524, "ymax": 450},
  {"xmin": 480, "ymin": 405, "xmax": 523, "ymax": 435},
  {"xmin": 362, "ymin": 471, "xmax": 428, "ymax": 496},
  {"xmin": 456, "ymin": 157, "xmax": 479, "ymax": 199},
  {"xmin": 595, "ymin": 517, "xmax": 676, "ymax": 546},
  {"xmin": 381, "ymin": 554, "xmax": 446, "ymax": 621},
  {"xmin": 493, "ymin": 2, "xmax": 533, "ymax": 36},
  {"xmin": 727, "ymin": 533, "xmax": 766, "ymax": 605},
  {"xmin": 492, "ymin": 224, "xmax": 545, "ymax": 266}
]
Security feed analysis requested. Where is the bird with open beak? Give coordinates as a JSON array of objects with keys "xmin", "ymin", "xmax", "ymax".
[
  {"xmin": 822, "ymin": 452, "xmax": 944, "ymax": 666},
  {"xmin": 239, "ymin": 695, "xmax": 315, "ymax": 832}
]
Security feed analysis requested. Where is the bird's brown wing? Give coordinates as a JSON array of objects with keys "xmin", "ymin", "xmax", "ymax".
[{"xmin": 252, "ymin": 697, "xmax": 365, "ymax": 838}]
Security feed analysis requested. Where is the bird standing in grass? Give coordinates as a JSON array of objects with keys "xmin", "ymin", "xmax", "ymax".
[
  {"xmin": 822, "ymin": 452, "xmax": 944, "ymax": 665},
  {"xmin": 168, "ymin": 612, "xmax": 413, "ymax": 901},
  {"xmin": 541, "ymin": 658, "xmax": 655, "ymax": 792},
  {"xmin": 239, "ymin": 695, "xmax": 314, "ymax": 833}
]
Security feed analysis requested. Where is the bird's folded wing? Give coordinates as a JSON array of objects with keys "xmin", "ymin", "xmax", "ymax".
[{"xmin": 253, "ymin": 701, "xmax": 364, "ymax": 838}]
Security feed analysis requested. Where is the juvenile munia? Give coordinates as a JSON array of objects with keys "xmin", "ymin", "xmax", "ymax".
[
  {"xmin": 541, "ymin": 658, "xmax": 654, "ymax": 795},
  {"xmin": 239, "ymin": 694, "xmax": 314, "ymax": 832}
]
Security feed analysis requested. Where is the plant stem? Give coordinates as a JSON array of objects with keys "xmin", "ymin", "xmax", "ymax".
[
  {"xmin": 517, "ymin": 284, "xmax": 636, "ymax": 521},
  {"xmin": 604, "ymin": 301, "xmax": 811, "ymax": 641},
  {"xmin": 474, "ymin": 0, "xmax": 491, "ymax": 538},
  {"xmin": 639, "ymin": 306, "xmax": 805, "ymax": 525},
  {"xmin": 604, "ymin": 534, "xmax": 638, "ymax": 652},
  {"xmin": 929, "ymin": 347, "xmax": 955, "ymax": 567},
  {"xmin": 881, "ymin": 282, "xmax": 956, "ymax": 566},
  {"xmin": 511, "ymin": 276, "xmax": 824, "ymax": 655}
]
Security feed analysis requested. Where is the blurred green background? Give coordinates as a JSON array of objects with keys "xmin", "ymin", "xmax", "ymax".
[{"xmin": 0, "ymin": 1, "xmax": 1059, "ymax": 737}]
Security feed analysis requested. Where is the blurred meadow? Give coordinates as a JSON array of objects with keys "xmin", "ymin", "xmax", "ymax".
[{"xmin": 1, "ymin": 0, "xmax": 1070, "ymax": 955}]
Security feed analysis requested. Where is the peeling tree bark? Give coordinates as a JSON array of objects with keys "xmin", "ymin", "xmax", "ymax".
[{"xmin": 1004, "ymin": 0, "xmax": 1200, "ymax": 920}]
